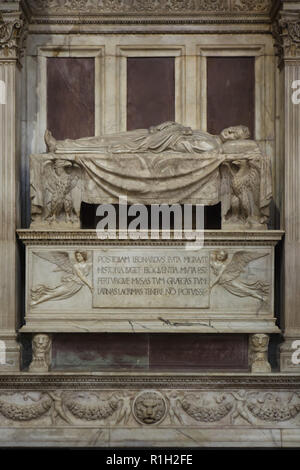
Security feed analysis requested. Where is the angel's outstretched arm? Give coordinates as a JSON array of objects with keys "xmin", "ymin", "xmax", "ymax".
[{"xmin": 73, "ymin": 264, "xmax": 93, "ymax": 292}]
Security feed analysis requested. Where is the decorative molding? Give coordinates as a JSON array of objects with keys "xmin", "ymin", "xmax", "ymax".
[
  {"xmin": 26, "ymin": 0, "xmax": 271, "ymax": 15},
  {"xmin": 23, "ymin": 0, "xmax": 273, "ymax": 29},
  {"xmin": 17, "ymin": 230, "xmax": 284, "ymax": 246},
  {"xmin": 1, "ymin": 374, "xmax": 300, "ymax": 389},
  {"xmin": 0, "ymin": 389, "xmax": 299, "ymax": 427},
  {"xmin": 231, "ymin": 0, "xmax": 270, "ymax": 13}
]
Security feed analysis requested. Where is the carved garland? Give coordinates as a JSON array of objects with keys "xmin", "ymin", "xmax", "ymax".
[
  {"xmin": 65, "ymin": 396, "xmax": 118, "ymax": 420},
  {"xmin": 181, "ymin": 397, "xmax": 233, "ymax": 422},
  {"xmin": 247, "ymin": 402, "xmax": 300, "ymax": 422},
  {"xmin": 0, "ymin": 391, "xmax": 299, "ymax": 424},
  {"xmin": 0, "ymin": 396, "xmax": 52, "ymax": 421}
]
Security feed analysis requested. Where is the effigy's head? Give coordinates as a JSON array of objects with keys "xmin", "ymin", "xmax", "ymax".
[{"xmin": 220, "ymin": 125, "xmax": 250, "ymax": 142}]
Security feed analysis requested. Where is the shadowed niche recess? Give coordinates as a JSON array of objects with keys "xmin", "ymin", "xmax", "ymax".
[
  {"xmin": 207, "ymin": 56, "xmax": 255, "ymax": 138},
  {"xmin": 47, "ymin": 57, "xmax": 95, "ymax": 140},
  {"xmin": 127, "ymin": 57, "xmax": 175, "ymax": 130}
]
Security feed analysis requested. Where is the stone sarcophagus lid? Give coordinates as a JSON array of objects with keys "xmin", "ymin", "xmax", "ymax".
[{"xmin": 18, "ymin": 122, "xmax": 284, "ymax": 373}]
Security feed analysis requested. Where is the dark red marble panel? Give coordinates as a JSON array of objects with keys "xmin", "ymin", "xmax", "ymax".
[
  {"xmin": 127, "ymin": 57, "xmax": 175, "ymax": 130},
  {"xmin": 52, "ymin": 333, "xmax": 149, "ymax": 370},
  {"xmin": 149, "ymin": 334, "xmax": 249, "ymax": 371},
  {"xmin": 47, "ymin": 57, "xmax": 95, "ymax": 140},
  {"xmin": 51, "ymin": 333, "xmax": 248, "ymax": 371},
  {"xmin": 207, "ymin": 57, "xmax": 255, "ymax": 138}
]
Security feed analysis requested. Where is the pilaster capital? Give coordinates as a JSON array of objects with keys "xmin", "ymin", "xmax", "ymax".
[
  {"xmin": 271, "ymin": 1, "xmax": 300, "ymax": 67},
  {"xmin": 0, "ymin": 10, "xmax": 27, "ymax": 65}
]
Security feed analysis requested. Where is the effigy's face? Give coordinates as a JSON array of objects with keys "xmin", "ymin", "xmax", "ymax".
[{"xmin": 221, "ymin": 126, "xmax": 250, "ymax": 141}]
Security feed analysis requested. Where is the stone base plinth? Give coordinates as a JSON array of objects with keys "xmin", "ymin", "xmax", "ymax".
[{"xmin": 0, "ymin": 373, "xmax": 299, "ymax": 447}]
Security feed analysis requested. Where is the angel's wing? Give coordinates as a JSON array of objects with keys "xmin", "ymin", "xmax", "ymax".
[
  {"xmin": 219, "ymin": 251, "xmax": 269, "ymax": 283},
  {"xmin": 33, "ymin": 251, "xmax": 74, "ymax": 274}
]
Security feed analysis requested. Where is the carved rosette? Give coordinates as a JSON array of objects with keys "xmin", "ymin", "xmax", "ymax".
[{"xmin": 0, "ymin": 14, "xmax": 27, "ymax": 63}]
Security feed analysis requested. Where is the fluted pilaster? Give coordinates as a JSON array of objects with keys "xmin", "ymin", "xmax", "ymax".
[{"xmin": 0, "ymin": 7, "xmax": 26, "ymax": 370}]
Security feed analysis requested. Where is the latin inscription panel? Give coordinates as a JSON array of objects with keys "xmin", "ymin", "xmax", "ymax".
[{"xmin": 93, "ymin": 248, "xmax": 210, "ymax": 309}]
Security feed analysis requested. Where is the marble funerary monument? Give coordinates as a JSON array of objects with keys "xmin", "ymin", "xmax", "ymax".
[{"xmin": 0, "ymin": 0, "xmax": 300, "ymax": 448}]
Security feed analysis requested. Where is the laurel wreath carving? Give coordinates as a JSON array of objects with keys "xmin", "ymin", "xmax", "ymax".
[
  {"xmin": 246, "ymin": 403, "xmax": 300, "ymax": 422},
  {"xmin": 0, "ymin": 397, "xmax": 52, "ymax": 421},
  {"xmin": 65, "ymin": 396, "xmax": 118, "ymax": 420},
  {"xmin": 181, "ymin": 398, "xmax": 233, "ymax": 422}
]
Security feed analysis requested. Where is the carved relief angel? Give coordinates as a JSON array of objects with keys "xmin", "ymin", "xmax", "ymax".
[
  {"xmin": 210, "ymin": 250, "xmax": 270, "ymax": 301},
  {"xmin": 31, "ymin": 251, "xmax": 92, "ymax": 306},
  {"xmin": 43, "ymin": 158, "xmax": 81, "ymax": 225}
]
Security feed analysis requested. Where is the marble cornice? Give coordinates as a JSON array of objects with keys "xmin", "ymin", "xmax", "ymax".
[
  {"xmin": 0, "ymin": 373, "xmax": 299, "ymax": 390},
  {"xmin": 22, "ymin": 0, "xmax": 273, "ymax": 28},
  {"xmin": 17, "ymin": 229, "xmax": 285, "ymax": 246}
]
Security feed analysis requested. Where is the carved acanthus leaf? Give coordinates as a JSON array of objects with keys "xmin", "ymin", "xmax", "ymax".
[
  {"xmin": 232, "ymin": 0, "xmax": 270, "ymax": 12},
  {"xmin": 273, "ymin": 16, "xmax": 300, "ymax": 65},
  {"xmin": 0, "ymin": 15, "xmax": 27, "ymax": 62}
]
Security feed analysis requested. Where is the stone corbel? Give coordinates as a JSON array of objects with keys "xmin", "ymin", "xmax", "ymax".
[
  {"xmin": 249, "ymin": 334, "xmax": 271, "ymax": 373},
  {"xmin": 28, "ymin": 334, "xmax": 52, "ymax": 373}
]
